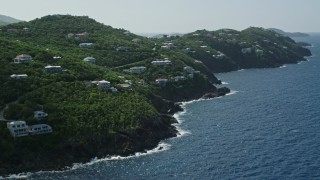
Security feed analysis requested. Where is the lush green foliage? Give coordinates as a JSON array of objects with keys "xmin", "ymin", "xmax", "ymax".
[{"xmin": 0, "ymin": 15, "xmax": 311, "ymax": 175}]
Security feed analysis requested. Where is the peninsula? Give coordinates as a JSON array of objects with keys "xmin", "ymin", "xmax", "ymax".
[{"xmin": 0, "ymin": 15, "xmax": 311, "ymax": 176}]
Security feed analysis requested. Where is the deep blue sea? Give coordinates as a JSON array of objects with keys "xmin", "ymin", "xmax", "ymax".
[{"xmin": 13, "ymin": 34, "xmax": 320, "ymax": 179}]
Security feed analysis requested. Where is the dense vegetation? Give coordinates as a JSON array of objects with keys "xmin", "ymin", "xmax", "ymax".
[{"xmin": 0, "ymin": 15, "xmax": 311, "ymax": 176}]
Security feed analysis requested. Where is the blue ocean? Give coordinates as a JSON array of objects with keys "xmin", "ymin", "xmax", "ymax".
[{"xmin": 16, "ymin": 34, "xmax": 320, "ymax": 179}]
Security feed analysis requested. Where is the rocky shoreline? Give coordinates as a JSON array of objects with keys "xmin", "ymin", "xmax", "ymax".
[{"xmin": 0, "ymin": 87, "xmax": 230, "ymax": 177}]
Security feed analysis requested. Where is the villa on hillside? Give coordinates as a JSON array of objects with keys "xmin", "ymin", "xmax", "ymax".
[
  {"xmin": 14, "ymin": 54, "xmax": 32, "ymax": 63},
  {"xmin": 132, "ymin": 38, "xmax": 142, "ymax": 44},
  {"xmin": 7, "ymin": 29, "xmax": 18, "ymax": 33},
  {"xmin": 44, "ymin": 65, "xmax": 63, "ymax": 73},
  {"xmin": 155, "ymin": 79, "xmax": 168, "ymax": 86},
  {"xmin": 79, "ymin": 43, "xmax": 93, "ymax": 48},
  {"xmin": 212, "ymin": 51, "xmax": 226, "ymax": 59},
  {"xmin": 256, "ymin": 49, "xmax": 264, "ymax": 55},
  {"xmin": 29, "ymin": 124, "xmax": 53, "ymax": 135},
  {"xmin": 241, "ymin": 48, "xmax": 252, "ymax": 54},
  {"xmin": 83, "ymin": 57, "xmax": 96, "ymax": 63},
  {"xmin": 34, "ymin": 111, "xmax": 48, "ymax": 121},
  {"xmin": 172, "ymin": 76, "xmax": 186, "ymax": 82},
  {"xmin": 109, "ymin": 87, "xmax": 118, "ymax": 93},
  {"xmin": 161, "ymin": 42, "xmax": 174, "ymax": 49},
  {"xmin": 22, "ymin": 27, "xmax": 30, "ymax": 32},
  {"xmin": 7, "ymin": 121, "xmax": 29, "ymax": 137},
  {"xmin": 91, "ymin": 80, "xmax": 110, "ymax": 90},
  {"xmin": 184, "ymin": 66, "xmax": 195, "ymax": 74},
  {"xmin": 116, "ymin": 46, "xmax": 129, "ymax": 52},
  {"xmin": 53, "ymin": 56, "xmax": 62, "ymax": 60},
  {"xmin": 124, "ymin": 66, "xmax": 146, "ymax": 74},
  {"xmin": 151, "ymin": 60, "xmax": 172, "ymax": 66},
  {"xmin": 7, "ymin": 121, "xmax": 53, "ymax": 137},
  {"xmin": 10, "ymin": 74, "xmax": 28, "ymax": 79}
]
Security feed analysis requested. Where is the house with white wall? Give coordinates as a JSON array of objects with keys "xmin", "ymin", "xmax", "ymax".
[
  {"xmin": 10, "ymin": 74, "xmax": 28, "ymax": 79},
  {"xmin": 29, "ymin": 124, "xmax": 53, "ymax": 135},
  {"xmin": 44, "ymin": 65, "xmax": 63, "ymax": 73},
  {"xmin": 34, "ymin": 111, "xmax": 48, "ymax": 120},
  {"xmin": 13, "ymin": 54, "xmax": 32, "ymax": 63},
  {"xmin": 83, "ymin": 57, "xmax": 96, "ymax": 63},
  {"xmin": 7, "ymin": 121, "xmax": 29, "ymax": 137}
]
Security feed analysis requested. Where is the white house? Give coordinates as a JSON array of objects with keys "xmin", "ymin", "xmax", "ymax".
[
  {"xmin": 22, "ymin": 27, "xmax": 30, "ymax": 32},
  {"xmin": 116, "ymin": 46, "xmax": 129, "ymax": 52},
  {"xmin": 79, "ymin": 43, "xmax": 93, "ymax": 48},
  {"xmin": 132, "ymin": 38, "xmax": 142, "ymax": 44},
  {"xmin": 83, "ymin": 57, "xmax": 96, "ymax": 63},
  {"xmin": 53, "ymin": 56, "xmax": 62, "ymax": 60},
  {"xmin": 155, "ymin": 79, "xmax": 168, "ymax": 86},
  {"xmin": 213, "ymin": 51, "xmax": 226, "ymax": 59},
  {"xmin": 44, "ymin": 65, "xmax": 63, "ymax": 73},
  {"xmin": 256, "ymin": 49, "xmax": 264, "ymax": 55},
  {"xmin": 75, "ymin": 32, "xmax": 89, "ymax": 38},
  {"xmin": 184, "ymin": 66, "xmax": 195, "ymax": 74},
  {"xmin": 126, "ymin": 66, "xmax": 146, "ymax": 74},
  {"xmin": 34, "ymin": 111, "xmax": 48, "ymax": 120},
  {"xmin": 10, "ymin": 74, "xmax": 28, "ymax": 79},
  {"xmin": 92, "ymin": 80, "xmax": 110, "ymax": 90},
  {"xmin": 172, "ymin": 76, "xmax": 186, "ymax": 82},
  {"xmin": 110, "ymin": 87, "xmax": 118, "ymax": 93},
  {"xmin": 241, "ymin": 48, "xmax": 252, "ymax": 54},
  {"xmin": 151, "ymin": 60, "xmax": 172, "ymax": 66},
  {"xmin": 161, "ymin": 42, "xmax": 174, "ymax": 49},
  {"xmin": 7, "ymin": 29, "xmax": 18, "ymax": 33},
  {"xmin": 29, "ymin": 124, "xmax": 53, "ymax": 135},
  {"xmin": 14, "ymin": 54, "xmax": 32, "ymax": 63},
  {"xmin": 7, "ymin": 121, "xmax": 29, "ymax": 137}
]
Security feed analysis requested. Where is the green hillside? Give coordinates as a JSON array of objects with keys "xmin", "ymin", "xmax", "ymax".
[{"xmin": 0, "ymin": 15, "xmax": 310, "ymax": 176}]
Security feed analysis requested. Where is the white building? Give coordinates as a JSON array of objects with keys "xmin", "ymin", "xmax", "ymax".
[
  {"xmin": 53, "ymin": 56, "xmax": 62, "ymax": 60},
  {"xmin": 172, "ymin": 76, "xmax": 186, "ymax": 82},
  {"xmin": 184, "ymin": 66, "xmax": 195, "ymax": 74},
  {"xmin": 14, "ymin": 54, "xmax": 32, "ymax": 63},
  {"xmin": 116, "ymin": 46, "xmax": 129, "ymax": 52},
  {"xmin": 44, "ymin": 65, "xmax": 63, "ymax": 73},
  {"xmin": 34, "ymin": 111, "xmax": 48, "ymax": 120},
  {"xmin": 83, "ymin": 57, "xmax": 96, "ymax": 63},
  {"xmin": 79, "ymin": 43, "xmax": 93, "ymax": 48},
  {"xmin": 110, "ymin": 87, "xmax": 118, "ymax": 93},
  {"xmin": 212, "ymin": 51, "xmax": 226, "ymax": 59},
  {"xmin": 7, "ymin": 121, "xmax": 29, "ymax": 137},
  {"xmin": 151, "ymin": 60, "xmax": 172, "ymax": 66},
  {"xmin": 125, "ymin": 66, "xmax": 146, "ymax": 74},
  {"xmin": 92, "ymin": 80, "xmax": 110, "ymax": 90},
  {"xmin": 10, "ymin": 74, "xmax": 28, "ymax": 79},
  {"xmin": 22, "ymin": 27, "xmax": 30, "ymax": 32},
  {"xmin": 29, "ymin": 124, "xmax": 53, "ymax": 135},
  {"xmin": 155, "ymin": 79, "xmax": 168, "ymax": 86},
  {"xmin": 256, "ymin": 49, "xmax": 264, "ymax": 56},
  {"xmin": 241, "ymin": 48, "xmax": 252, "ymax": 54}
]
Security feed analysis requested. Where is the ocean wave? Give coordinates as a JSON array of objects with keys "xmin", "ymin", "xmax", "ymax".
[
  {"xmin": 0, "ymin": 173, "xmax": 31, "ymax": 180},
  {"xmin": 226, "ymin": 90, "xmax": 238, "ymax": 96},
  {"xmin": 4, "ymin": 142, "xmax": 173, "ymax": 179},
  {"xmin": 221, "ymin": 81, "xmax": 229, "ymax": 85},
  {"xmin": 280, "ymin": 65, "xmax": 287, "ymax": 68}
]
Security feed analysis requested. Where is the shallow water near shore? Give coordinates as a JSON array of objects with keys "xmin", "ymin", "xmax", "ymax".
[{"xmin": 5, "ymin": 34, "xmax": 320, "ymax": 179}]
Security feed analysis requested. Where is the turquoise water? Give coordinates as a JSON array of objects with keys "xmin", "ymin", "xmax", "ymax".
[{"xmin": 22, "ymin": 34, "xmax": 320, "ymax": 179}]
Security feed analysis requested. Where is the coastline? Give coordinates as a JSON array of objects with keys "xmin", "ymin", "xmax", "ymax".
[
  {"xmin": 0, "ymin": 87, "xmax": 230, "ymax": 178},
  {"xmin": 1, "ymin": 56, "xmax": 312, "ymax": 177}
]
